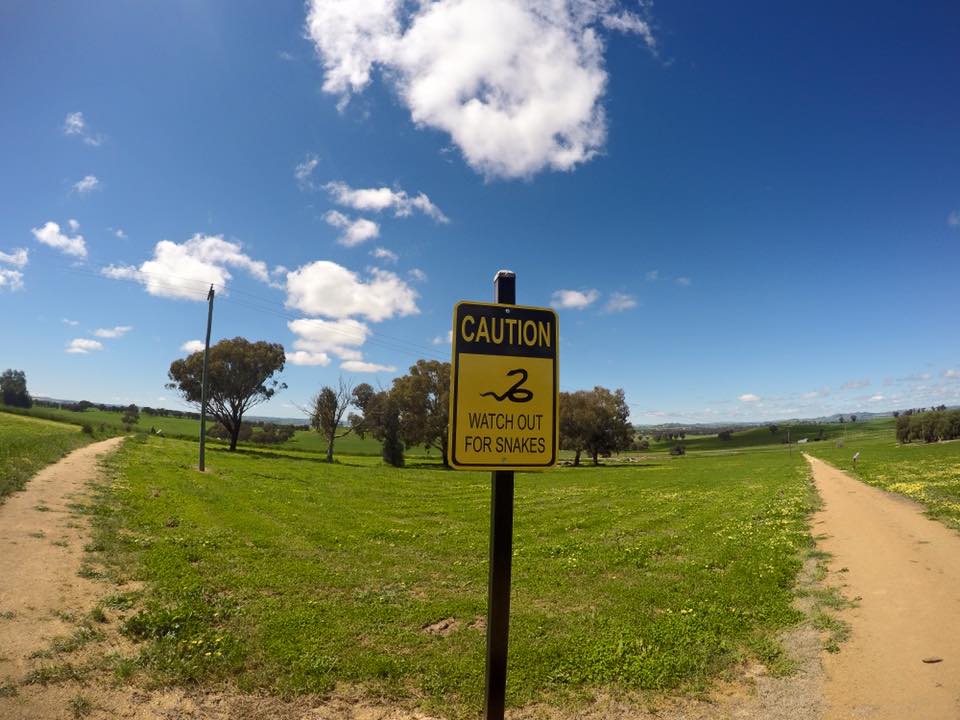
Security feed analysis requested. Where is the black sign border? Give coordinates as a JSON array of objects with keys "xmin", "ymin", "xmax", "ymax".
[{"xmin": 448, "ymin": 301, "xmax": 559, "ymax": 470}]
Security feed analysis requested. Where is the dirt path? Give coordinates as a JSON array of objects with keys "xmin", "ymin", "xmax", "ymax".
[{"xmin": 805, "ymin": 454, "xmax": 960, "ymax": 719}]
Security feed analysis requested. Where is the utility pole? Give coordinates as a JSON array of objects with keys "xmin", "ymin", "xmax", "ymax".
[
  {"xmin": 485, "ymin": 269, "xmax": 516, "ymax": 720},
  {"xmin": 198, "ymin": 285, "xmax": 215, "ymax": 472}
]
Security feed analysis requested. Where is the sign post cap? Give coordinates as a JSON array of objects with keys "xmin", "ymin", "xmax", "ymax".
[{"xmin": 493, "ymin": 269, "xmax": 516, "ymax": 282}]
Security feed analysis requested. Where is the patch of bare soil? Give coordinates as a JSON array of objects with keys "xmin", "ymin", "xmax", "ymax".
[
  {"xmin": 0, "ymin": 438, "xmax": 827, "ymax": 719},
  {"xmin": 806, "ymin": 454, "xmax": 960, "ymax": 719}
]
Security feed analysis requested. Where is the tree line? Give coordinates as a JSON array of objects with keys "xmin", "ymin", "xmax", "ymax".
[{"xmin": 895, "ymin": 406, "xmax": 959, "ymax": 444}]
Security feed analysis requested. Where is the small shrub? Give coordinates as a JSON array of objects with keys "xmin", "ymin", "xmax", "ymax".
[
  {"xmin": 81, "ymin": 423, "xmax": 94, "ymax": 435},
  {"xmin": 669, "ymin": 444, "xmax": 686, "ymax": 456}
]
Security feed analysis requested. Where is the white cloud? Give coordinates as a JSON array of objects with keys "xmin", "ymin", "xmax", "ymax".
[
  {"xmin": 604, "ymin": 291, "xmax": 636, "ymax": 313},
  {"xmin": 94, "ymin": 325, "xmax": 132, "ymax": 339},
  {"xmin": 181, "ymin": 340, "xmax": 206, "ymax": 354},
  {"xmin": 841, "ymin": 378, "xmax": 870, "ymax": 390},
  {"xmin": 73, "ymin": 175, "xmax": 100, "ymax": 194},
  {"xmin": 114, "ymin": 228, "xmax": 127, "ymax": 239},
  {"xmin": 285, "ymin": 261, "xmax": 418, "ymax": 321},
  {"xmin": 286, "ymin": 317, "xmax": 395, "ymax": 372},
  {"xmin": 371, "ymin": 246, "xmax": 398, "ymax": 263},
  {"xmin": 305, "ymin": 0, "xmax": 657, "ymax": 179},
  {"xmin": 102, "ymin": 233, "xmax": 269, "ymax": 300},
  {"xmin": 432, "ymin": 329, "xmax": 453, "ymax": 345},
  {"xmin": 323, "ymin": 210, "xmax": 380, "ymax": 247},
  {"xmin": 341, "ymin": 359, "xmax": 397, "ymax": 373},
  {"xmin": 295, "ymin": 154, "xmax": 320, "ymax": 189},
  {"xmin": 63, "ymin": 112, "xmax": 103, "ymax": 146},
  {"xmin": 31, "ymin": 221, "xmax": 87, "ymax": 258},
  {"xmin": 62, "ymin": 318, "xmax": 79, "ymax": 326},
  {"xmin": 868, "ymin": 394, "xmax": 885, "ymax": 402},
  {"xmin": 738, "ymin": 393, "xmax": 760, "ymax": 403},
  {"xmin": 0, "ymin": 247, "xmax": 28, "ymax": 268},
  {"xmin": 407, "ymin": 268, "xmax": 427, "ymax": 283},
  {"xmin": 551, "ymin": 288, "xmax": 599, "ymax": 309},
  {"xmin": 324, "ymin": 181, "xmax": 449, "ymax": 222},
  {"xmin": 645, "ymin": 269, "xmax": 658, "ymax": 281},
  {"xmin": 945, "ymin": 369, "xmax": 960, "ymax": 379},
  {"xmin": 278, "ymin": 50, "xmax": 296, "ymax": 62},
  {"xmin": 67, "ymin": 218, "xmax": 80, "ymax": 232},
  {"xmin": 675, "ymin": 276, "xmax": 691, "ymax": 287},
  {"xmin": 0, "ymin": 268, "xmax": 24, "ymax": 292},
  {"xmin": 948, "ymin": 210, "xmax": 960, "ymax": 228},
  {"xmin": 66, "ymin": 338, "xmax": 103, "ymax": 354}
]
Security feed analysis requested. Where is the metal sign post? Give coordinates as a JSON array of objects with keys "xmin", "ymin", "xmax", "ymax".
[
  {"xmin": 447, "ymin": 270, "xmax": 559, "ymax": 719},
  {"xmin": 486, "ymin": 270, "xmax": 516, "ymax": 720}
]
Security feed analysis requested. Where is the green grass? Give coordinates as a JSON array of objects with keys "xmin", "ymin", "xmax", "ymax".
[
  {"xmin": 0, "ymin": 411, "xmax": 95, "ymax": 500},
  {"xmin": 646, "ymin": 421, "xmax": 850, "ymax": 455},
  {"xmin": 802, "ymin": 419, "xmax": 960, "ymax": 530},
  {"xmin": 88, "ymin": 436, "xmax": 815, "ymax": 715}
]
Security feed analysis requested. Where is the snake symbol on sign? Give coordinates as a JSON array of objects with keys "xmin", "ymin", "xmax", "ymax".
[{"xmin": 480, "ymin": 368, "xmax": 534, "ymax": 403}]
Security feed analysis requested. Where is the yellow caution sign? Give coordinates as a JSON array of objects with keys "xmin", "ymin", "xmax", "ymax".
[{"xmin": 448, "ymin": 301, "xmax": 558, "ymax": 470}]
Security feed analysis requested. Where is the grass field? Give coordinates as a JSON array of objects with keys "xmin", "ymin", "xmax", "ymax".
[
  {"xmin": 86, "ymin": 436, "xmax": 815, "ymax": 716},
  {"xmin": 802, "ymin": 419, "xmax": 960, "ymax": 531},
  {"xmin": 646, "ymin": 421, "xmax": 848, "ymax": 454},
  {"xmin": 0, "ymin": 405, "xmax": 431, "ymax": 458},
  {"xmin": 0, "ymin": 412, "xmax": 95, "ymax": 500}
]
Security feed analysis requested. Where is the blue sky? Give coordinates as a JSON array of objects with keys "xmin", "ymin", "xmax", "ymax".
[{"xmin": 1, "ymin": 1, "xmax": 958, "ymax": 423}]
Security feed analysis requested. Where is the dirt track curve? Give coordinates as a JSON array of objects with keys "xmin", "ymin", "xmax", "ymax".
[{"xmin": 806, "ymin": 454, "xmax": 960, "ymax": 719}]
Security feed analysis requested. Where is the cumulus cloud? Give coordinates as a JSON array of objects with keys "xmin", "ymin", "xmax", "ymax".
[
  {"xmin": 324, "ymin": 181, "xmax": 449, "ymax": 222},
  {"xmin": 31, "ymin": 221, "xmax": 87, "ymax": 258},
  {"xmin": 371, "ymin": 246, "xmax": 398, "ymax": 263},
  {"xmin": 551, "ymin": 288, "xmax": 599, "ymax": 309},
  {"xmin": 181, "ymin": 340, "xmax": 206, "ymax": 354},
  {"xmin": 94, "ymin": 325, "xmax": 132, "ymax": 339},
  {"xmin": 604, "ymin": 291, "xmax": 636, "ymax": 313},
  {"xmin": 645, "ymin": 269, "xmax": 658, "ymax": 281},
  {"xmin": 305, "ymin": 0, "xmax": 657, "ymax": 178},
  {"xmin": 113, "ymin": 228, "xmax": 127, "ymax": 239},
  {"xmin": 63, "ymin": 112, "xmax": 103, "ymax": 146},
  {"xmin": 0, "ymin": 248, "xmax": 28, "ymax": 268},
  {"xmin": 0, "ymin": 268, "xmax": 24, "ymax": 292},
  {"xmin": 68, "ymin": 218, "xmax": 80, "ymax": 232},
  {"xmin": 945, "ymin": 369, "xmax": 960, "ymax": 379},
  {"xmin": 295, "ymin": 154, "xmax": 320, "ymax": 189},
  {"xmin": 323, "ymin": 210, "xmax": 380, "ymax": 246},
  {"xmin": 675, "ymin": 276, "xmax": 691, "ymax": 287},
  {"xmin": 341, "ymin": 359, "xmax": 397, "ymax": 373},
  {"xmin": 66, "ymin": 338, "xmax": 103, "ymax": 354},
  {"xmin": 868, "ymin": 394, "xmax": 885, "ymax": 402},
  {"xmin": 738, "ymin": 393, "xmax": 760, "ymax": 403},
  {"xmin": 949, "ymin": 210, "xmax": 960, "ymax": 228},
  {"xmin": 285, "ymin": 261, "xmax": 418, "ymax": 321},
  {"xmin": 432, "ymin": 329, "xmax": 453, "ymax": 345},
  {"xmin": 73, "ymin": 175, "xmax": 100, "ymax": 194},
  {"xmin": 407, "ymin": 268, "xmax": 427, "ymax": 283},
  {"xmin": 102, "ymin": 234, "xmax": 269, "ymax": 300},
  {"xmin": 62, "ymin": 318, "xmax": 79, "ymax": 326}
]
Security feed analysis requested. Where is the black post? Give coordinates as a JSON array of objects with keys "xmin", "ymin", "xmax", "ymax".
[
  {"xmin": 485, "ymin": 270, "xmax": 516, "ymax": 720},
  {"xmin": 198, "ymin": 285, "xmax": 215, "ymax": 472}
]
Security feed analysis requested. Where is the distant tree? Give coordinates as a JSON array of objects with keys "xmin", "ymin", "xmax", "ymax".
[
  {"xmin": 309, "ymin": 379, "xmax": 354, "ymax": 463},
  {"xmin": 350, "ymin": 383, "xmax": 404, "ymax": 467},
  {"xmin": 838, "ymin": 416, "xmax": 845, "ymax": 424},
  {"xmin": 718, "ymin": 430, "xmax": 732, "ymax": 441},
  {"xmin": 560, "ymin": 390, "xmax": 592, "ymax": 466},
  {"xmin": 670, "ymin": 444, "xmax": 686, "ymax": 456},
  {"xmin": 588, "ymin": 387, "xmax": 633, "ymax": 465},
  {"xmin": 850, "ymin": 414, "xmax": 857, "ymax": 423},
  {"xmin": 768, "ymin": 424, "xmax": 779, "ymax": 435},
  {"xmin": 167, "ymin": 337, "xmax": 286, "ymax": 451},
  {"xmin": 121, "ymin": 404, "xmax": 140, "ymax": 427},
  {"xmin": 391, "ymin": 360, "xmax": 450, "ymax": 465},
  {"xmin": 0, "ymin": 369, "xmax": 32, "ymax": 408},
  {"xmin": 893, "ymin": 411, "xmax": 900, "ymax": 418}
]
